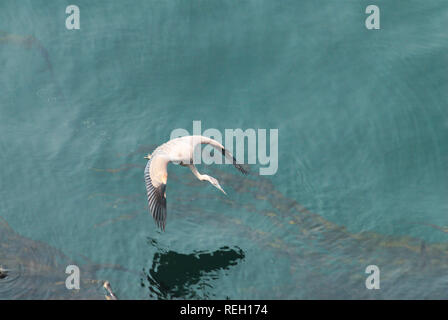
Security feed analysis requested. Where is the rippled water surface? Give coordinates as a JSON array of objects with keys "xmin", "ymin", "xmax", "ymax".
[{"xmin": 0, "ymin": 0, "xmax": 447, "ymax": 299}]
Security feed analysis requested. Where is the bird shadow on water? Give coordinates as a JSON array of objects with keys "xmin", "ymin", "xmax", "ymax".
[{"xmin": 141, "ymin": 238, "xmax": 245, "ymax": 300}]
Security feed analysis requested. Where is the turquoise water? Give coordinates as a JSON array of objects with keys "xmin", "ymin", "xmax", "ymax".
[{"xmin": 0, "ymin": 0, "xmax": 447, "ymax": 299}]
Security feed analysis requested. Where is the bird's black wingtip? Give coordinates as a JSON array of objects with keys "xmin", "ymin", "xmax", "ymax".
[
  {"xmin": 155, "ymin": 220, "xmax": 166, "ymax": 232},
  {"xmin": 235, "ymin": 163, "xmax": 249, "ymax": 175}
]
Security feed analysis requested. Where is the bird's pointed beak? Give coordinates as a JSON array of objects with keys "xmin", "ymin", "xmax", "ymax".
[
  {"xmin": 216, "ymin": 184, "xmax": 227, "ymax": 196},
  {"xmin": 144, "ymin": 154, "xmax": 151, "ymax": 160}
]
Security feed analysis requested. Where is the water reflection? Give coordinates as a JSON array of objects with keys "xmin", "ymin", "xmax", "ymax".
[{"xmin": 142, "ymin": 243, "xmax": 245, "ymax": 299}]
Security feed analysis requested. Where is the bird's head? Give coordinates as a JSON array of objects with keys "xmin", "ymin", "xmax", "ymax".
[{"xmin": 207, "ymin": 176, "xmax": 227, "ymax": 195}]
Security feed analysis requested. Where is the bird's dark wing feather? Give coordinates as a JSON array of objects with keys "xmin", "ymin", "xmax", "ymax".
[
  {"xmin": 220, "ymin": 148, "xmax": 249, "ymax": 175},
  {"xmin": 198, "ymin": 137, "xmax": 248, "ymax": 174},
  {"xmin": 144, "ymin": 158, "xmax": 167, "ymax": 231}
]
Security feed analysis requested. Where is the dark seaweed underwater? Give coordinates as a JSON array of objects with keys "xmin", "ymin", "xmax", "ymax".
[{"xmin": 0, "ymin": 0, "xmax": 447, "ymax": 299}]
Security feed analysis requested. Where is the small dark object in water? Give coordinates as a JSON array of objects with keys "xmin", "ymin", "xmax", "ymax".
[{"xmin": 0, "ymin": 267, "xmax": 8, "ymax": 279}]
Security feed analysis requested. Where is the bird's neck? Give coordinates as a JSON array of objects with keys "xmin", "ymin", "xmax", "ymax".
[
  {"xmin": 196, "ymin": 172, "xmax": 210, "ymax": 182},
  {"xmin": 190, "ymin": 165, "xmax": 208, "ymax": 181},
  {"xmin": 200, "ymin": 174, "xmax": 212, "ymax": 182}
]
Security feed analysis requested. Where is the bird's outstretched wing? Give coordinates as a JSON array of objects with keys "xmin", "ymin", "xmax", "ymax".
[
  {"xmin": 144, "ymin": 156, "xmax": 168, "ymax": 231},
  {"xmin": 199, "ymin": 136, "xmax": 249, "ymax": 175},
  {"xmin": 220, "ymin": 147, "xmax": 249, "ymax": 175}
]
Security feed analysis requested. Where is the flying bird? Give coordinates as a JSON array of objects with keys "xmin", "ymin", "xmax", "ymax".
[{"xmin": 144, "ymin": 135, "xmax": 248, "ymax": 231}]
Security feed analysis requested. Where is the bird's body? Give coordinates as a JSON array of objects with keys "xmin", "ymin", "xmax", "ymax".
[
  {"xmin": 144, "ymin": 135, "xmax": 247, "ymax": 230},
  {"xmin": 151, "ymin": 136, "xmax": 195, "ymax": 165}
]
